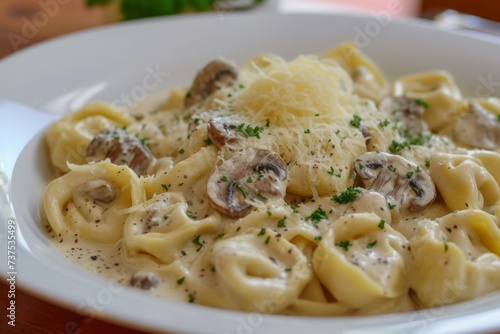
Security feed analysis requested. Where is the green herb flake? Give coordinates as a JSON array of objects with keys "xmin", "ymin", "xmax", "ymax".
[
  {"xmin": 265, "ymin": 235, "xmax": 271, "ymax": 244},
  {"xmin": 284, "ymin": 268, "xmax": 292, "ymax": 272},
  {"xmin": 425, "ymin": 160, "xmax": 431, "ymax": 168},
  {"xmin": 378, "ymin": 219, "xmax": 386, "ymax": 230},
  {"xmin": 366, "ymin": 240, "xmax": 377, "ymax": 248},
  {"xmin": 178, "ymin": 148, "xmax": 185, "ymax": 154},
  {"xmin": 359, "ymin": 163, "xmax": 364, "ymax": 170},
  {"xmin": 203, "ymin": 138, "xmax": 213, "ymax": 145},
  {"xmin": 216, "ymin": 233, "xmax": 225, "ymax": 239},
  {"xmin": 335, "ymin": 240, "xmax": 351, "ymax": 251},
  {"xmin": 444, "ymin": 242, "xmax": 449, "ymax": 252},
  {"xmin": 163, "ymin": 215, "xmax": 169, "ymax": 221},
  {"xmin": 258, "ymin": 228, "xmax": 266, "ymax": 236},
  {"xmin": 314, "ymin": 236, "xmax": 323, "ymax": 241},
  {"xmin": 350, "ymin": 115, "xmax": 362, "ymax": 128},
  {"xmin": 277, "ymin": 216, "xmax": 287, "ymax": 228},
  {"xmin": 267, "ymin": 210, "xmax": 272, "ymax": 217},
  {"xmin": 304, "ymin": 129, "xmax": 311, "ymax": 134},
  {"xmin": 406, "ymin": 171, "xmax": 414, "ymax": 179},
  {"xmin": 388, "ymin": 202, "xmax": 396, "ymax": 210},
  {"xmin": 188, "ymin": 293, "xmax": 196, "ymax": 303},
  {"xmin": 306, "ymin": 208, "xmax": 328, "ymax": 227},
  {"xmin": 237, "ymin": 123, "xmax": 263, "ymax": 139},
  {"xmin": 234, "ymin": 183, "xmax": 249, "ymax": 198},
  {"xmin": 176, "ymin": 277, "xmax": 185, "ymax": 285},
  {"xmin": 220, "ymin": 175, "xmax": 229, "ymax": 182},
  {"xmin": 291, "ymin": 205, "xmax": 299, "ymax": 213},
  {"xmin": 379, "ymin": 119, "xmax": 390, "ymax": 127},
  {"xmin": 416, "ymin": 166, "xmax": 422, "ymax": 173},
  {"xmin": 388, "ymin": 165, "xmax": 397, "ymax": 172},
  {"xmin": 211, "ymin": 265, "xmax": 216, "ymax": 273},
  {"xmin": 246, "ymin": 177, "xmax": 253, "ymax": 183},
  {"xmin": 332, "ymin": 187, "xmax": 362, "ymax": 204},
  {"xmin": 413, "ymin": 98, "xmax": 429, "ymax": 109},
  {"xmin": 161, "ymin": 184, "xmax": 169, "ymax": 192},
  {"xmin": 192, "ymin": 235, "xmax": 203, "ymax": 251}
]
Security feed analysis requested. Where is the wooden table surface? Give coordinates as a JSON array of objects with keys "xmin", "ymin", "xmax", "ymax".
[{"xmin": 0, "ymin": 280, "xmax": 149, "ymax": 334}]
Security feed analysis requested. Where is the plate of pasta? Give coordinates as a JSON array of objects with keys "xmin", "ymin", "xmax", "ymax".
[{"xmin": 2, "ymin": 11, "xmax": 500, "ymax": 334}]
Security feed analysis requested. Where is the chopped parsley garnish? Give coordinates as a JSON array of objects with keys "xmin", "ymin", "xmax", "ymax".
[
  {"xmin": 304, "ymin": 129, "xmax": 311, "ymax": 134},
  {"xmin": 161, "ymin": 184, "xmax": 169, "ymax": 192},
  {"xmin": 378, "ymin": 219, "xmax": 386, "ymax": 229},
  {"xmin": 178, "ymin": 148, "xmax": 185, "ymax": 154},
  {"xmin": 416, "ymin": 166, "xmax": 422, "ymax": 173},
  {"xmin": 314, "ymin": 236, "xmax": 323, "ymax": 241},
  {"xmin": 388, "ymin": 165, "xmax": 397, "ymax": 172},
  {"xmin": 314, "ymin": 113, "xmax": 320, "ymax": 117},
  {"xmin": 265, "ymin": 235, "xmax": 271, "ymax": 244},
  {"xmin": 406, "ymin": 171, "xmax": 414, "ymax": 179},
  {"xmin": 237, "ymin": 123, "xmax": 263, "ymax": 139},
  {"xmin": 366, "ymin": 240, "xmax": 377, "ymax": 249},
  {"xmin": 220, "ymin": 175, "xmax": 229, "ymax": 182},
  {"xmin": 203, "ymin": 138, "xmax": 213, "ymax": 145},
  {"xmin": 265, "ymin": 119, "xmax": 270, "ymax": 128},
  {"xmin": 388, "ymin": 202, "xmax": 396, "ymax": 210},
  {"xmin": 413, "ymin": 98, "xmax": 429, "ymax": 109},
  {"xmin": 425, "ymin": 160, "xmax": 431, "ymax": 168},
  {"xmin": 246, "ymin": 177, "xmax": 253, "ymax": 183},
  {"xmin": 444, "ymin": 242, "xmax": 449, "ymax": 252},
  {"xmin": 176, "ymin": 277, "xmax": 185, "ymax": 285},
  {"xmin": 216, "ymin": 233, "xmax": 225, "ymax": 239},
  {"xmin": 358, "ymin": 163, "xmax": 364, "ymax": 170},
  {"xmin": 379, "ymin": 119, "xmax": 390, "ymax": 127},
  {"xmin": 497, "ymin": 115, "xmax": 500, "ymax": 122},
  {"xmin": 349, "ymin": 115, "xmax": 362, "ymax": 128},
  {"xmin": 211, "ymin": 265, "xmax": 216, "ymax": 273},
  {"xmin": 140, "ymin": 137, "xmax": 150, "ymax": 146},
  {"xmin": 234, "ymin": 183, "xmax": 249, "ymax": 198},
  {"xmin": 163, "ymin": 215, "xmax": 169, "ymax": 220},
  {"xmin": 258, "ymin": 228, "xmax": 266, "ymax": 236},
  {"xmin": 291, "ymin": 205, "xmax": 299, "ymax": 213},
  {"xmin": 192, "ymin": 235, "xmax": 203, "ymax": 251},
  {"xmin": 335, "ymin": 240, "xmax": 351, "ymax": 251},
  {"xmin": 306, "ymin": 208, "xmax": 328, "ymax": 227},
  {"xmin": 188, "ymin": 293, "xmax": 196, "ymax": 303},
  {"xmin": 335, "ymin": 129, "xmax": 340, "ymax": 135},
  {"xmin": 267, "ymin": 210, "xmax": 272, "ymax": 217},
  {"xmin": 186, "ymin": 211, "xmax": 193, "ymax": 219},
  {"xmin": 284, "ymin": 268, "xmax": 292, "ymax": 272},
  {"xmin": 277, "ymin": 216, "xmax": 287, "ymax": 228},
  {"xmin": 332, "ymin": 187, "xmax": 362, "ymax": 204}
]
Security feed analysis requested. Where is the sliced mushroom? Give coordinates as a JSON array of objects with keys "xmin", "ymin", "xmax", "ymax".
[
  {"xmin": 75, "ymin": 179, "xmax": 118, "ymax": 204},
  {"xmin": 451, "ymin": 102, "xmax": 500, "ymax": 150},
  {"xmin": 354, "ymin": 152, "xmax": 435, "ymax": 211},
  {"xmin": 379, "ymin": 96, "xmax": 429, "ymax": 136},
  {"xmin": 207, "ymin": 148, "xmax": 287, "ymax": 218},
  {"xmin": 184, "ymin": 60, "xmax": 237, "ymax": 108},
  {"xmin": 207, "ymin": 117, "xmax": 241, "ymax": 148},
  {"xmin": 130, "ymin": 271, "xmax": 160, "ymax": 290},
  {"xmin": 86, "ymin": 129, "xmax": 155, "ymax": 176}
]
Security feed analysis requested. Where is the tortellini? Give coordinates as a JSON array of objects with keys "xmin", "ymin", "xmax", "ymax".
[
  {"xmin": 409, "ymin": 211, "xmax": 500, "ymax": 307},
  {"xmin": 46, "ymin": 102, "xmax": 135, "ymax": 174},
  {"xmin": 43, "ymin": 160, "xmax": 145, "ymax": 243}
]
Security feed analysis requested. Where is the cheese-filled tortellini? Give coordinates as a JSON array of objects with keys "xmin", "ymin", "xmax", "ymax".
[
  {"xmin": 313, "ymin": 213, "xmax": 409, "ymax": 308},
  {"xmin": 188, "ymin": 227, "xmax": 311, "ymax": 313},
  {"xmin": 393, "ymin": 70, "xmax": 467, "ymax": 131},
  {"xmin": 409, "ymin": 210, "xmax": 500, "ymax": 307},
  {"xmin": 43, "ymin": 160, "xmax": 145, "ymax": 243},
  {"xmin": 46, "ymin": 102, "xmax": 135, "ymax": 174},
  {"xmin": 430, "ymin": 153, "xmax": 500, "ymax": 211},
  {"xmin": 321, "ymin": 42, "xmax": 389, "ymax": 102}
]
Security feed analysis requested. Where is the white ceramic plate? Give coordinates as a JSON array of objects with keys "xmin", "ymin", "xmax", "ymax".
[{"xmin": 2, "ymin": 11, "xmax": 500, "ymax": 334}]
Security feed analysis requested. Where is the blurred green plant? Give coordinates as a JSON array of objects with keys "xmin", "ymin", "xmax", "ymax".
[{"xmin": 86, "ymin": 0, "xmax": 264, "ymax": 20}]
